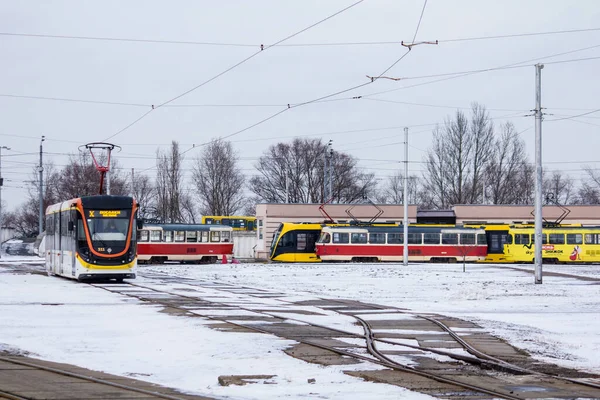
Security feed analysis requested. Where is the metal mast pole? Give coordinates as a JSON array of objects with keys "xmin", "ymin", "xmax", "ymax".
[
  {"xmin": 323, "ymin": 151, "xmax": 328, "ymax": 202},
  {"xmin": 131, "ymin": 168, "xmax": 135, "ymax": 197},
  {"xmin": 38, "ymin": 136, "xmax": 45, "ymax": 235},
  {"xmin": 0, "ymin": 146, "xmax": 9, "ymax": 254},
  {"xmin": 403, "ymin": 127, "xmax": 409, "ymax": 266},
  {"xmin": 534, "ymin": 63, "xmax": 544, "ymax": 284},
  {"xmin": 328, "ymin": 140, "xmax": 333, "ymax": 203}
]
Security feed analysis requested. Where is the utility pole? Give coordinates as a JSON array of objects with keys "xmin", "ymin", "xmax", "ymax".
[
  {"xmin": 323, "ymin": 149, "xmax": 328, "ymax": 202},
  {"xmin": 403, "ymin": 127, "xmax": 409, "ymax": 266},
  {"xmin": 0, "ymin": 145, "xmax": 10, "ymax": 254},
  {"xmin": 328, "ymin": 140, "xmax": 333, "ymax": 203},
  {"xmin": 38, "ymin": 136, "xmax": 45, "ymax": 236},
  {"xmin": 534, "ymin": 63, "xmax": 544, "ymax": 284},
  {"xmin": 131, "ymin": 168, "xmax": 135, "ymax": 197}
]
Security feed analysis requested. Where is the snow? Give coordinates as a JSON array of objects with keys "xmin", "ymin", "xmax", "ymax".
[{"xmin": 0, "ymin": 258, "xmax": 599, "ymax": 400}]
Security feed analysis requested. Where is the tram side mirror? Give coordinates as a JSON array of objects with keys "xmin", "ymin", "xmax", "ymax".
[
  {"xmin": 137, "ymin": 220, "xmax": 144, "ymax": 230},
  {"xmin": 68, "ymin": 221, "xmax": 74, "ymax": 232}
]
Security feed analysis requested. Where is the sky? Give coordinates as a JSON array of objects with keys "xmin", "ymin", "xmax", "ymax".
[
  {"xmin": 1, "ymin": 0, "xmax": 600, "ymax": 212},
  {"xmin": 1, "ymin": 250, "xmax": 599, "ymax": 399}
]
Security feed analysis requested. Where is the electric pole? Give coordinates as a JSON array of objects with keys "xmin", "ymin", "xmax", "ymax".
[
  {"xmin": 0, "ymin": 146, "xmax": 10, "ymax": 254},
  {"xmin": 328, "ymin": 140, "xmax": 333, "ymax": 203},
  {"xmin": 403, "ymin": 127, "xmax": 409, "ymax": 266},
  {"xmin": 534, "ymin": 63, "xmax": 544, "ymax": 284},
  {"xmin": 39, "ymin": 136, "xmax": 45, "ymax": 236}
]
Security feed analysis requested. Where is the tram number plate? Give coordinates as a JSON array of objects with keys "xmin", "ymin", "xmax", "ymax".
[{"xmin": 187, "ymin": 248, "xmax": 197, "ymax": 253}]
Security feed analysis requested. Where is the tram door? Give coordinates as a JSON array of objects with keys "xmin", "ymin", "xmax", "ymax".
[{"xmin": 486, "ymin": 230, "xmax": 509, "ymax": 255}]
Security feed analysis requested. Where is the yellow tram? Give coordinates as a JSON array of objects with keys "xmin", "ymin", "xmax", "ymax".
[{"xmin": 502, "ymin": 224, "xmax": 600, "ymax": 263}]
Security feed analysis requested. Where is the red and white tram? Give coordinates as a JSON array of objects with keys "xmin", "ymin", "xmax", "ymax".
[
  {"xmin": 315, "ymin": 225, "xmax": 488, "ymax": 262},
  {"xmin": 137, "ymin": 223, "xmax": 233, "ymax": 264}
]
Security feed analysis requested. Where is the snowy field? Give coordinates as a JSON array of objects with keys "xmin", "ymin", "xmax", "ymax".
[{"xmin": 0, "ymin": 255, "xmax": 599, "ymax": 400}]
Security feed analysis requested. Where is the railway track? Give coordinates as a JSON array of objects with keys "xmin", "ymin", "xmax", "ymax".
[
  {"xmin": 87, "ymin": 270, "xmax": 600, "ymax": 399},
  {"xmin": 0, "ymin": 353, "xmax": 213, "ymax": 400}
]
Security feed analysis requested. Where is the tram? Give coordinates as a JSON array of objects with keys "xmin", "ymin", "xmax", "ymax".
[
  {"xmin": 45, "ymin": 195, "xmax": 139, "ymax": 281},
  {"xmin": 315, "ymin": 225, "xmax": 488, "ymax": 262},
  {"xmin": 502, "ymin": 224, "xmax": 600, "ymax": 263},
  {"xmin": 137, "ymin": 223, "xmax": 234, "ymax": 264},
  {"xmin": 269, "ymin": 222, "xmax": 324, "ymax": 262}
]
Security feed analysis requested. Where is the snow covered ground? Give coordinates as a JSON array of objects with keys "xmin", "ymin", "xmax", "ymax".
[{"xmin": 0, "ymin": 255, "xmax": 599, "ymax": 400}]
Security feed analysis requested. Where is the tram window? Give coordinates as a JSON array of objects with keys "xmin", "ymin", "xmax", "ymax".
[
  {"xmin": 318, "ymin": 232, "xmax": 331, "ymax": 243},
  {"xmin": 175, "ymin": 231, "xmax": 185, "ymax": 242},
  {"xmin": 210, "ymin": 231, "xmax": 221, "ymax": 242},
  {"xmin": 186, "ymin": 231, "xmax": 197, "ymax": 242},
  {"xmin": 549, "ymin": 234, "xmax": 565, "ymax": 245},
  {"xmin": 567, "ymin": 234, "xmax": 583, "ymax": 245},
  {"xmin": 150, "ymin": 231, "xmax": 162, "ymax": 242},
  {"xmin": 351, "ymin": 232, "xmax": 368, "ymax": 244},
  {"xmin": 408, "ymin": 233, "xmax": 422, "ymax": 244},
  {"xmin": 222, "ymin": 231, "xmax": 231, "ymax": 242},
  {"xmin": 140, "ymin": 230, "xmax": 149, "ymax": 242},
  {"xmin": 333, "ymin": 232, "xmax": 349, "ymax": 244},
  {"xmin": 585, "ymin": 233, "xmax": 600, "ymax": 245},
  {"xmin": 297, "ymin": 233, "xmax": 307, "ymax": 250},
  {"xmin": 387, "ymin": 233, "xmax": 402, "ymax": 244},
  {"xmin": 477, "ymin": 234, "xmax": 487, "ymax": 245},
  {"xmin": 205, "ymin": 218, "xmax": 214, "ymax": 225},
  {"xmin": 78, "ymin": 220, "xmax": 86, "ymax": 241},
  {"xmin": 424, "ymin": 233, "xmax": 440, "ymax": 245},
  {"xmin": 514, "ymin": 234, "xmax": 530, "ymax": 245},
  {"xmin": 369, "ymin": 233, "xmax": 385, "ymax": 244},
  {"xmin": 201, "ymin": 231, "xmax": 209, "ymax": 242},
  {"xmin": 164, "ymin": 231, "xmax": 173, "ymax": 242},
  {"xmin": 460, "ymin": 233, "xmax": 476, "ymax": 245},
  {"xmin": 46, "ymin": 215, "xmax": 53, "ymax": 235},
  {"xmin": 531, "ymin": 234, "xmax": 548, "ymax": 244},
  {"xmin": 442, "ymin": 233, "xmax": 458, "ymax": 244}
]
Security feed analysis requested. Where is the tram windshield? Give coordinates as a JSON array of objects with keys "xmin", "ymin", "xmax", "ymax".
[{"xmin": 84, "ymin": 209, "xmax": 131, "ymax": 242}]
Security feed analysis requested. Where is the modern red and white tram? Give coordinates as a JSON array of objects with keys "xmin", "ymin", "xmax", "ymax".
[
  {"xmin": 315, "ymin": 225, "xmax": 488, "ymax": 262},
  {"xmin": 137, "ymin": 223, "xmax": 233, "ymax": 264}
]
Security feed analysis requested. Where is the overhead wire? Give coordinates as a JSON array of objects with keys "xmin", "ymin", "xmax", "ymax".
[
  {"xmin": 359, "ymin": 44, "xmax": 600, "ymax": 98},
  {"xmin": 102, "ymin": 0, "xmax": 366, "ymax": 142},
  {"xmin": 179, "ymin": 0, "xmax": 431, "ymax": 156},
  {"xmin": 2, "ymin": 27, "xmax": 599, "ymax": 47}
]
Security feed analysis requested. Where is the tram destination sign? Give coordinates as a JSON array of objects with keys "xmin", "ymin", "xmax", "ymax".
[{"xmin": 87, "ymin": 210, "xmax": 129, "ymax": 218}]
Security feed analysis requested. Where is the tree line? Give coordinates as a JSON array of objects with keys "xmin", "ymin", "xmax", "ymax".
[{"xmin": 7, "ymin": 103, "xmax": 600, "ymax": 236}]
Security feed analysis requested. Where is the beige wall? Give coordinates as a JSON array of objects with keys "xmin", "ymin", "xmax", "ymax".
[{"xmin": 255, "ymin": 203, "xmax": 418, "ymax": 259}]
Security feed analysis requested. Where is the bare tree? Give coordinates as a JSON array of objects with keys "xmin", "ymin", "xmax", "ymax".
[
  {"xmin": 423, "ymin": 104, "xmax": 500, "ymax": 208},
  {"xmin": 155, "ymin": 141, "xmax": 185, "ymax": 223},
  {"xmin": 468, "ymin": 104, "xmax": 495, "ymax": 203},
  {"xmin": 376, "ymin": 172, "xmax": 421, "ymax": 205},
  {"xmin": 543, "ymin": 170, "xmax": 574, "ymax": 205},
  {"xmin": 192, "ymin": 139, "xmax": 246, "ymax": 215},
  {"xmin": 485, "ymin": 122, "xmax": 531, "ymax": 204},
  {"xmin": 575, "ymin": 181, "xmax": 600, "ymax": 204},
  {"xmin": 130, "ymin": 173, "xmax": 157, "ymax": 220},
  {"xmin": 423, "ymin": 112, "xmax": 471, "ymax": 208},
  {"xmin": 250, "ymin": 138, "xmax": 376, "ymax": 204},
  {"xmin": 574, "ymin": 166, "xmax": 600, "ymax": 204}
]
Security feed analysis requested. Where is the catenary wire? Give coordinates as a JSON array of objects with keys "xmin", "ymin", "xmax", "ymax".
[
  {"xmin": 2, "ymin": 27, "xmax": 599, "ymax": 47},
  {"xmin": 102, "ymin": 0, "xmax": 365, "ymax": 142}
]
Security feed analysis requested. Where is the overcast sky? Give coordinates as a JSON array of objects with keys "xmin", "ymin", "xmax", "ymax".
[{"xmin": 1, "ymin": 0, "xmax": 599, "ymax": 212}]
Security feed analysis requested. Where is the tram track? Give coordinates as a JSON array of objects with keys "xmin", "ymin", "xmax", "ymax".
[
  {"xmin": 0, "ymin": 354, "xmax": 206, "ymax": 400},
  {"xmin": 88, "ymin": 271, "xmax": 600, "ymax": 399}
]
